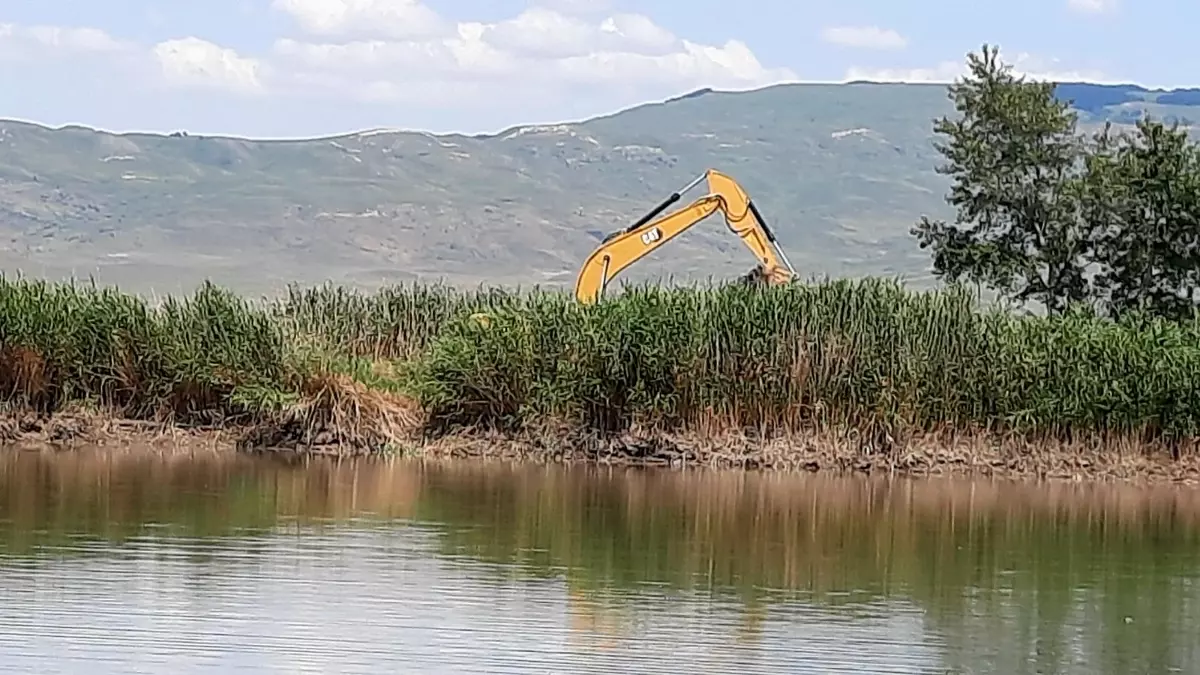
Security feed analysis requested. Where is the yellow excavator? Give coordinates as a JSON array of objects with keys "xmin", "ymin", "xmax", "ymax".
[{"xmin": 573, "ymin": 169, "xmax": 797, "ymax": 304}]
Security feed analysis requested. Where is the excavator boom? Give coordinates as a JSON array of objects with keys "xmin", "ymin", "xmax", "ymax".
[{"xmin": 574, "ymin": 169, "xmax": 796, "ymax": 304}]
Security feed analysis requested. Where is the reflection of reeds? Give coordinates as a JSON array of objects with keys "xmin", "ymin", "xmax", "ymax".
[
  {"xmin": 565, "ymin": 586, "xmax": 630, "ymax": 649},
  {"xmin": 0, "ymin": 451, "xmax": 423, "ymax": 555},
  {"xmin": 1, "ymin": 454, "xmax": 1196, "ymax": 672},
  {"xmin": 414, "ymin": 462, "xmax": 1200, "ymax": 600},
  {"xmin": 413, "ymin": 462, "xmax": 1200, "ymax": 673}
]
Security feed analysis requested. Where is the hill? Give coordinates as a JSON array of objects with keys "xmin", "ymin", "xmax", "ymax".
[{"xmin": 1, "ymin": 81, "xmax": 1198, "ymax": 297}]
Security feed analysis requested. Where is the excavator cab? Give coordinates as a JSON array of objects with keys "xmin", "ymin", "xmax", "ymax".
[{"xmin": 573, "ymin": 169, "xmax": 797, "ymax": 304}]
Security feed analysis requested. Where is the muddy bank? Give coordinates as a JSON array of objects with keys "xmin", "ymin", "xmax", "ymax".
[
  {"xmin": 0, "ymin": 411, "xmax": 239, "ymax": 453},
  {"xmin": 416, "ymin": 428, "xmax": 1200, "ymax": 485},
  {"xmin": 3, "ymin": 411, "xmax": 1198, "ymax": 485}
]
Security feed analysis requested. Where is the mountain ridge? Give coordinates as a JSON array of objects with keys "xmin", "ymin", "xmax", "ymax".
[{"xmin": 1, "ymin": 81, "xmax": 1197, "ymax": 297}]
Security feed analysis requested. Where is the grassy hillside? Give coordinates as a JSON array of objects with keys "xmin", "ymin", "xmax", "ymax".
[{"xmin": 1, "ymin": 81, "xmax": 1197, "ymax": 296}]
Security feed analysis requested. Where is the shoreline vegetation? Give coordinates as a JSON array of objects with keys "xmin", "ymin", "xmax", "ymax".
[
  {"xmin": 6, "ymin": 47, "xmax": 1200, "ymax": 485},
  {"xmin": 2, "ymin": 276, "xmax": 1200, "ymax": 484}
]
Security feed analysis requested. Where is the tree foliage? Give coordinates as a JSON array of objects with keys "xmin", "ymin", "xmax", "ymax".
[
  {"xmin": 916, "ymin": 44, "xmax": 1200, "ymax": 319},
  {"xmin": 1090, "ymin": 119, "xmax": 1200, "ymax": 319}
]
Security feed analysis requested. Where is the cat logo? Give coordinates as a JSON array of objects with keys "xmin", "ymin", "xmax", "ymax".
[{"xmin": 640, "ymin": 227, "xmax": 662, "ymax": 246}]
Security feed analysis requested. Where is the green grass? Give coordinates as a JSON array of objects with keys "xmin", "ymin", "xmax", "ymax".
[
  {"xmin": 2, "ymin": 274, "xmax": 1200, "ymax": 447},
  {"xmin": 0, "ymin": 277, "xmax": 293, "ymax": 420},
  {"xmin": 396, "ymin": 280, "xmax": 1200, "ymax": 440}
]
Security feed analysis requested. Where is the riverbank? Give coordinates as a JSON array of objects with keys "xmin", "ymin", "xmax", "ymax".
[
  {"xmin": 4, "ymin": 409, "xmax": 1199, "ymax": 484},
  {"xmin": 3, "ymin": 276, "xmax": 1200, "ymax": 484}
]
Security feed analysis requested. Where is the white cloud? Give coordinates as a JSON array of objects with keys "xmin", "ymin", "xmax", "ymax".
[
  {"xmin": 820, "ymin": 25, "xmax": 907, "ymax": 50},
  {"xmin": 153, "ymin": 37, "xmax": 264, "ymax": 93},
  {"xmin": 482, "ymin": 8, "xmax": 617, "ymax": 59},
  {"xmin": 263, "ymin": 3, "xmax": 793, "ymax": 101},
  {"xmin": 538, "ymin": 0, "xmax": 613, "ymax": 14},
  {"xmin": 271, "ymin": 0, "xmax": 447, "ymax": 39},
  {"xmin": 24, "ymin": 26, "xmax": 127, "ymax": 52},
  {"xmin": 483, "ymin": 9, "xmax": 678, "ymax": 59},
  {"xmin": 598, "ymin": 14, "xmax": 679, "ymax": 54},
  {"xmin": 270, "ymin": 27, "xmax": 518, "ymax": 79},
  {"xmin": 0, "ymin": 5, "xmax": 793, "ymax": 129},
  {"xmin": 844, "ymin": 51, "xmax": 1115, "ymax": 84},
  {"xmin": 0, "ymin": 23, "xmax": 129, "ymax": 58},
  {"xmin": 1067, "ymin": 0, "xmax": 1117, "ymax": 13}
]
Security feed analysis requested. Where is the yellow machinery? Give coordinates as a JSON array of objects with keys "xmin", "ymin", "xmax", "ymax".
[{"xmin": 573, "ymin": 169, "xmax": 797, "ymax": 304}]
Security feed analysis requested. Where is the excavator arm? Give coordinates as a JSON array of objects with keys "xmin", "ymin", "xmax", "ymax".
[
  {"xmin": 575, "ymin": 195, "xmax": 724, "ymax": 304},
  {"xmin": 574, "ymin": 169, "xmax": 796, "ymax": 304}
]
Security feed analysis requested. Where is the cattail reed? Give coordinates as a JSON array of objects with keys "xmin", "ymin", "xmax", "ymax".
[{"xmin": 2, "ymin": 275, "xmax": 1198, "ymax": 447}]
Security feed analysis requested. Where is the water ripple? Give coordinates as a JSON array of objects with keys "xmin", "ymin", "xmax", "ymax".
[
  {"xmin": 2, "ymin": 452, "xmax": 1199, "ymax": 674},
  {"xmin": 1, "ymin": 527, "xmax": 946, "ymax": 674}
]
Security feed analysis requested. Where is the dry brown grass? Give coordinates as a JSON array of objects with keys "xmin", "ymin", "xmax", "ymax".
[
  {"xmin": 4, "ymin": 404, "xmax": 1199, "ymax": 484},
  {"xmin": 0, "ymin": 404, "xmax": 237, "ymax": 451},
  {"xmin": 0, "ymin": 345, "xmax": 48, "ymax": 406},
  {"xmin": 299, "ymin": 371, "xmax": 424, "ymax": 437},
  {"xmin": 238, "ymin": 371, "xmax": 426, "ymax": 453}
]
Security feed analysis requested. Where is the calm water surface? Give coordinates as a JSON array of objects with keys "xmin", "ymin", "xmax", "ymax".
[{"xmin": 1, "ymin": 449, "xmax": 1199, "ymax": 674}]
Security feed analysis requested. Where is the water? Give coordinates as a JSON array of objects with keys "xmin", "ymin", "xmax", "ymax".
[{"xmin": 1, "ymin": 449, "xmax": 1199, "ymax": 674}]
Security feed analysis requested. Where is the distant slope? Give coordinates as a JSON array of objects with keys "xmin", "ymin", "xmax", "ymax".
[{"xmin": 0, "ymin": 81, "xmax": 1197, "ymax": 297}]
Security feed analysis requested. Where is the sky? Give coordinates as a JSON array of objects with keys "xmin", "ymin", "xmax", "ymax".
[{"xmin": 0, "ymin": 0, "xmax": 1187, "ymax": 138}]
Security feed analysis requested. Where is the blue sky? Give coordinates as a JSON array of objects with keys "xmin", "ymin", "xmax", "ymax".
[{"xmin": 0, "ymin": 0, "xmax": 1182, "ymax": 137}]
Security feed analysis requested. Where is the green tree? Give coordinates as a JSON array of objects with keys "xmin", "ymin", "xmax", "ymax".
[
  {"xmin": 913, "ymin": 44, "xmax": 1094, "ymax": 314},
  {"xmin": 1090, "ymin": 118, "xmax": 1200, "ymax": 320}
]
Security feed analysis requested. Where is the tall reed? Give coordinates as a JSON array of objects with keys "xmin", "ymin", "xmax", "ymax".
[
  {"xmin": 3, "ymin": 274, "xmax": 1199, "ymax": 444},
  {"xmin": 271, "ymin": 282, "xmax": 532, "ymax": 359},
  {"xmin": 0, "ymin": 277, "xmax": 293, "ymax": 420},
  {"xmin": 402, "ymin": 279, "xmax": 1200, "ymax": 440}
]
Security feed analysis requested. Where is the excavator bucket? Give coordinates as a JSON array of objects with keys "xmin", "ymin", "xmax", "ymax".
[
  {"xmin": 738, "ymin": 265, "xmax": 768, "ymax": 286},
  {"xmin": 737, "ymin": 264, "xmax": 792, "ymax": 287}
]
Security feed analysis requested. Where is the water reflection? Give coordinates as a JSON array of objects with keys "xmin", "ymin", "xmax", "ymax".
[
  {"xmin": 0, "ymin": 449, "xmax": 420, "ymax": 556},
  {"xmin": 1, "ymin": 450, "xmax": 1199, "ymax": 674}
]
